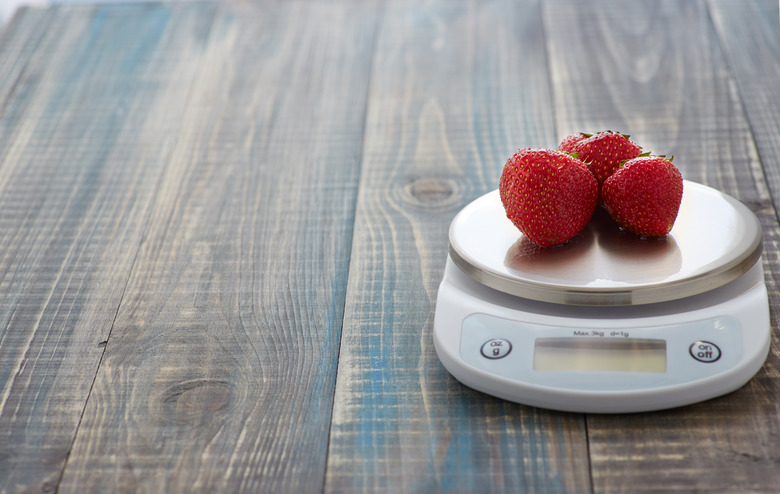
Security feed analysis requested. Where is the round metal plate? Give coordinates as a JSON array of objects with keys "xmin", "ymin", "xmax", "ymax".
[{"xmin": 449, "ymin": 181, "xmax": 763, "ymax": 306}]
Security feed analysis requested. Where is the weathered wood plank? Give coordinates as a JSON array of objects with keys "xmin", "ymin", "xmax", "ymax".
[
  {"xmin": 707, "ymin": 1, "xmax": 780, "ymax": 487},
  {"xmin": 58, "ymin": 1, "xmax": 378, "ymax": 492},
  {"xmin": 709, "ymin": 0, "xmax": 780, "ymax": 215},
  {"xmin": 0, "ymin": 6, "xmax": 52, "ymax": 131},
  {"xmin": 545, "ymin": 0, "xmax": 768, "ymax": 202},
  {"xmin": 544, "ymin": 0, "xmax": 780, "ymax": 491},
  {"xmin": 326, "ymin": 0, "xmax": 591, "ymax": 492},
  {"xmin": 0, "ymin": 3, "xmax": 216, "ymax": 492}
]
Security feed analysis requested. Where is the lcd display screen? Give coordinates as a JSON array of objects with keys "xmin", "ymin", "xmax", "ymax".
[{"xmin": 534, "ymin": 337, "xmax": 666, "ymax": 373}]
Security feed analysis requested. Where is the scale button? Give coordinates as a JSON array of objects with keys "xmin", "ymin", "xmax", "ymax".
[
  {"xmin": 481, "ymin": 338, "xmax": 512, "ymax": 359},
  {"xmin": 689, "ymin": 341, "xmax": 721, "ymax": 363}
]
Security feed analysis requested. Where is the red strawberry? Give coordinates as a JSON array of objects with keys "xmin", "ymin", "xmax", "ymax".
[
  {"xmin": 571, "ymin": 131, "xmax": 642, "ymax": 187},
  {"xmin": 499, "ymin": 149, "xmax": 598, "ymax": 247},
  {"xmin": 558, "ymin": 133, "xmax": 588, "ymax": 154},
  {"xmin": 601, "ymin": 156, "xmax": 683, "ymax": 237}
]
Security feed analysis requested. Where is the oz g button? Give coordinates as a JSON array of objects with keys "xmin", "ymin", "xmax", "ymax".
[
  {"xmin": 481, "ymin": 338, "xmax": 512, "ymax": 359},
  {"xmin": 690, "ymin": 341, "xmax": 721, "ymax": 363}
]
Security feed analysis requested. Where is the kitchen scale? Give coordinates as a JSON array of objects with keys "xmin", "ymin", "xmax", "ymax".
[{"xmin": 433, "ymin": 181, "xmax": 770, "ymax": 413}]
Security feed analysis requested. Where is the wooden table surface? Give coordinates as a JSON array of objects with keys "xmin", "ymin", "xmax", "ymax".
[{"xmin": 1, "ymin": 0, "xmax": 779, "ymax": 492}]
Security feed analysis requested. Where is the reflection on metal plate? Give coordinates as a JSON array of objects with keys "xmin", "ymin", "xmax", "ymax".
[{"xmin": 449, "ymin": 181, "xmax": 762, "ymax": 306}]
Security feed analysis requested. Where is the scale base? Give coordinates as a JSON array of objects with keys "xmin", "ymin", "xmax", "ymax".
[{"xmin": 433, "ymin": 256, "xmax": 771, "ymax": 414}]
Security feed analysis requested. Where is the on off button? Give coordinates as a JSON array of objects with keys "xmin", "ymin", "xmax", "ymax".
[{"xmin": 690, "ymin": 341, "xmax": 721, "ymax": 363}]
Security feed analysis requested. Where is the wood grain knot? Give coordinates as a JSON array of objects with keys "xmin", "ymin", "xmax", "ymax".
[
  {"xmin": 158, "ymin": 379, "xmax": 232, "ymax": 425},
  {"xmin": 400, "ymin": 177, "xmax": 460, "ymax": 210}
]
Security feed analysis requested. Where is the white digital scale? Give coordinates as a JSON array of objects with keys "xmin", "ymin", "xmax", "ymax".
[{"xmin": 433, "ymin": 181, "xmax": 770, "ymax": 413}]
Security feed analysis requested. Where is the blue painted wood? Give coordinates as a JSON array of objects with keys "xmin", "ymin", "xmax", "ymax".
[
  {"xmin": 325, "ymin": 0, "xmax": 591, "ymax": 492},
  {"xmin": 0, "ymin": 3, "xmax": 217, "ymax": 491},
  {"xmin": 0, "ymin": 6, "xmax": 52, "ymax": 163},
  {"xmin": 56, "ymin": 1, "xmax": 379, "ymax": 492},
  {"xmin": 709, "ymin": 0, "xmax": 780, "ymax": 215},
  {"xmin": 1, "ymin": 0, "xmax": 780, "ymax": 492}
]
